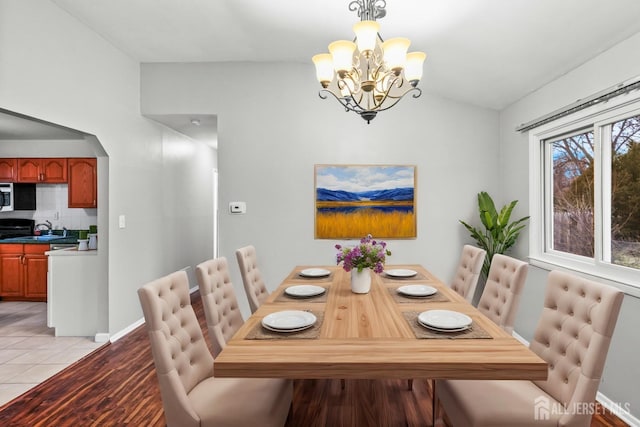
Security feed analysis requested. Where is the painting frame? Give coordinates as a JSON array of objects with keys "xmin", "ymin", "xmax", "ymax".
[{"xmin": 314, "ymin": 164, "xmax": 417, "ymax": 240}]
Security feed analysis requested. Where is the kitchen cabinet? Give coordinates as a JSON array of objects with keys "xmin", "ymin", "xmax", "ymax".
[
  {"xmin": 0, "ymin": 244, "xmax": 48, "ymax": 301},
  {"xmin": 17, "ymin": 158, "xmax": 68, "ymax": 183},
  {"xmin": 68, "ymin": 158, "xmax": 97, "ymax": 208},
  {"xmin": 0, "ymin": 159, "xmax": 17, "ymax": 181}
]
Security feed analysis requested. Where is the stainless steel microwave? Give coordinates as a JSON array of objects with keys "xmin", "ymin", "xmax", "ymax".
[{"xmin": 0, "ymin": 183, "xmax": 14, "ymax": 212}]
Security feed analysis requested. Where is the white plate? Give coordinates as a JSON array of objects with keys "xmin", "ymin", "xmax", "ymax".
[
  {"xmin": 284, "ymin": 285, "xmax": 326, "ymax": 298},
  {"xmin": 262, "ymin": 310, "xmax": 317, "ymax": 331},
  {"xmin": 385, "ymin": 269, "xmax": 418, "ymax": 278},
  {"xmin": 299, "ymin": 268, "xmax": 331, "ymax": 278},
  {"xmin": 417, "ymin": 321, "xmax": 471, "ymax": 333},
  {"xmin": 418, "ymin": 310, "xmax": 472, "ymax": 330},
  {"xmin": 262, "ymin": 323, "xmax": 315, "ymax": 333},
  {"xmin": 397, "ymin": 284, "xmax": 437, "ymax": 297}
]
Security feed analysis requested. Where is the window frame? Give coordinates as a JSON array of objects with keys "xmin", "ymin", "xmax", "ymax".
[{"xmin": 529, "ymin": 90, "xmax": 640, "ymax": 297}]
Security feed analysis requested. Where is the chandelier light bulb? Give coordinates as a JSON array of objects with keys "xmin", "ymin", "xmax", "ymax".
[
  {"xmin": 329, "ymin": 40, "xmax": 357, "ymax": 77},
  {"xmin": 382, "ymin": 37, "xmax": 410, "ymax": 75},
  {"xmin": 312, "ymin": 53, "xmax": 334, "ymax": 88},
  {"xmin": 405, "ymin": 52, "xmax": 427, "ymax": 84},
  {"xmin": 353, "ymin": 20, "xmax": 380, "ymax": 55}
]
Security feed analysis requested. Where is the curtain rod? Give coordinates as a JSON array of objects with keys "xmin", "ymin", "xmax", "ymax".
[{"xmin": 515, "ymin": 75, "xmax": 640, "ymax": 132}]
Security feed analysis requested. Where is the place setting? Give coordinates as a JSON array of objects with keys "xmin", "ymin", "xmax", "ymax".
[
  {"xmin": 290, "ymin": 267, "xmax": 334, "ymax": 282},
  {"xmin": 274, "ymin": 284, "xmax": 328, "ymax": 302},
  {"xmin": 389, "ymin": 283, "xmax": 449, "ymax": 303},
  {"xmin": 403, "ymin": 309, "xmax": 492, "ymax": 339},
  {"xmin": 246, "ymin": 309, "xmax": 324, "ymax": 340},
  {"xmin": 381, "ymin": 268, "xmax": 429, "ymax": 282}
]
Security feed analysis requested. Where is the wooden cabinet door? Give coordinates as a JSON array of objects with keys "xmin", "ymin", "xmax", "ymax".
[
  {"xmin": 68, "ymin": 158, "xmax": 97, "ymax": 208},
  {"xmin": 0, "ymin": 245, "xmax": 24, "ymax": 297},
  {"xmin": 17, "ymin": 158, "xmax": 41, "ymax": 182},
  {"xmin": 24, "ymin": 245, "xmax": 48, "ymax": 300},
  {"xmin": 41, "ymin": 158, "xmax": 67, "ymax": 183},
  {"xmin": 0, "ymin": 159, "xmax": 17, "ymax": 181}
]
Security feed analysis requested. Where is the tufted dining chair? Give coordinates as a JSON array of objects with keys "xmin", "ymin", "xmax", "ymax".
[
  {"xmin": 196, "ymin": 257, "xmax": 244, "ymax": 358},
  {"xmin": 476, "ymin": 253, "xmax": 528, "ymax": 334},
  {"xmin": 433, "ymin": 270, "xmax": 624, "ymax": 427},
  {"xmin": 138, "ymin": 270, "xmax": 292, "ymax": 427},
  {"xmin": 450, "ymin": 245, "xmax": 487, "ymax": 302},
  {"xmin": 408, "ymin": 245, "xmax": 488, "ymax": 391},
  {"xmin": 236, "ymin": 245, "xmax": 269, "ymax": 313}
]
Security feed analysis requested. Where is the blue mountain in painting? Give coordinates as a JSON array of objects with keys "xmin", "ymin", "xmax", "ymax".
[{"xmin": 317, "ymin": 187, "xmax": 413, "ymax": 202}]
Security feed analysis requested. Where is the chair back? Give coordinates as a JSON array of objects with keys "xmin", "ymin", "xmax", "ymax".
[
  {"xmin": 137, "ymin": 270, "xmax": 214, "ymax": 427},
  {"xmin": 450, "ymin": 245, "xmax": 486, "ymax": 302},
  {"xmin": 196, "ymin": 257, "xmax": 244, "ymax": 357},
  {"xmin": 235, "ymin": 245, "xmax": 269, "ymax": 313},
  {"xmin": 530, "ymin": 270, "xmax": 624, "ymax": 425},
  {"xmin": 477, "ymin": 253, "xmax": 528, "ymax": 334}
]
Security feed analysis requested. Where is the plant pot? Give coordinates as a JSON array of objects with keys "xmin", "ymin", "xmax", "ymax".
[{"xmin": 351, "ymin": 268, "xmax": 372, "ymax": 294}]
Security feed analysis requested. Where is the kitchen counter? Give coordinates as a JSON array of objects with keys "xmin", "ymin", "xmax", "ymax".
[
  {"xmin": 0, "ymin": 235, "xmax": 79, "ymax": 245},
  {"xmin": 46, "ymin": 247, "xmax": 97, "ymax": 256}
]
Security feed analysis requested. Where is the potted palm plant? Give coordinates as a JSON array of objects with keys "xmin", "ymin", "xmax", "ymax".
[{"xmin": 460, "ymin": 191, "xmax": 529, "ymax": 280}]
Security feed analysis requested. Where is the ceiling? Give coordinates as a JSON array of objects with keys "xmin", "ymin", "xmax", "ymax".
[
  {"xmin": 51, "ymin": 0, "xmax": 640, "ymax": 111},
  {"xmin": 6, "ymin": 1, "xmax": 640, "ymax": 142}
]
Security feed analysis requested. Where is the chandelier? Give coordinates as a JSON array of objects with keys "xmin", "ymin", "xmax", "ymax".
[{"xmin": 312, "ymin": 0, "xmax": 426, "ymax": 123}]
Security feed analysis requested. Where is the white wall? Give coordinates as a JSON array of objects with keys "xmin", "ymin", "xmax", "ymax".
[
  {"xmin": 500, "ymin": 32, "xmax": 640, "ymax": 421},
  {"xmin": 0, "ymin": 1, "xmax": 215, "ymax": 335},
  {"xmin": 141, "ymin": 61, "xmax": 501, "ymax": 318}
]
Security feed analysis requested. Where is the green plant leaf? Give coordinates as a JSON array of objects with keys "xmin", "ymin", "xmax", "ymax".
[{"xmin": 460, "ymin": 192, "xmax": 529, "ymax": 280}]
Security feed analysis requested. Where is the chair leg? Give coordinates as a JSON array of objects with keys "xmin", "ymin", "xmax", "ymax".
[
  {"xmin": 432, "ymin": 380, "xmax": 439, "ymax": 427},
  {"xmin": 407, "ymin": 378, "xmax": 413, "ymax": 390}
]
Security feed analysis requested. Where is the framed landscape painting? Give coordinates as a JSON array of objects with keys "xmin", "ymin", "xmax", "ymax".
[{"xmin": 314, "ymin": 164, "xmax": 417, "ymax": 239}]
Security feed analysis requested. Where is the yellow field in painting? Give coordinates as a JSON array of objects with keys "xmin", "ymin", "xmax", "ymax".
[{"xmin": 316, "ymin": 208, "xmax": 416, "ymax": 239}]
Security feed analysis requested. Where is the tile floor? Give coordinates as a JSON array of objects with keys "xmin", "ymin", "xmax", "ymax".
[{"xmin": 0, "ymin": 301, "xmax": 104, "ymax": 407}]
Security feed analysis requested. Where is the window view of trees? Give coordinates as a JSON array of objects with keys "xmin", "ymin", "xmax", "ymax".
[
  {"xmin": 611, "ymin": 115, "xmax": 640, "ymax": 268},
  {"xmin": 551, "ymin": 130, "xmax": 594, "ymax": 257},
  {"xmin": 549, "ymin": 115, "xmax": 640, "ymax": 269}
]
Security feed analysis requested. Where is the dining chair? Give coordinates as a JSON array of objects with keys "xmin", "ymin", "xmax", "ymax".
[
  {"xmin": 450, "ymin": 245, "xmax": 487, "ymax": 302},
  {"xmin": 236, "ymin": 245, "xmax": 269, "ymax": 313},
  {"xmin": 408, "ymin": 245, "xmax": 488, "ymax": 391},
  {"xmin": 476, "ymin": 253, "xmax": 528, "ymax": 334},
  {"xmin": 195, "ymin": 257, "xmax": 244, "ymax": 358},
  {"xmin": 433, "ymin": 270, "xmax": 624, "ymax": 427},
  {"xmin": 137, "ymin": 270, "xmax": 292, "ymax": 427}
]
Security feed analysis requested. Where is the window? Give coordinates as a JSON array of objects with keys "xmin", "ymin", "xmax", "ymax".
[{"xmin": 530, "ymin": 92, "xmax": 640, "ymax": 291}]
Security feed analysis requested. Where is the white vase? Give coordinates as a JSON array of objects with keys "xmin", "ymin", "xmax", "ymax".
[{"xmin": 351, "ymin": 268, "xmax": 372, "ymax": 294}]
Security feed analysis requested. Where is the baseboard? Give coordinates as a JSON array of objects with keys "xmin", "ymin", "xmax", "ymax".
[
  {"xmin": 94, "ymin": 333, "xmax": 110, "ymax": 343},
  {"xmin": 512, "ymin": 331, "xmax": 639, "ymax": 425},
  {"xmin": 110, "ymin": 317, "xmax": 144, "ymax": 343},
  {"xmin": 597, "ymin": 391, "xmax": 639, "ymax": 426}
]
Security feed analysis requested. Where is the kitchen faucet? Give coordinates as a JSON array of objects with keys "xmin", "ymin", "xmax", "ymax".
[{"xmin": 35, "ymin": 220, "xmax": 53, "ymax": 234}]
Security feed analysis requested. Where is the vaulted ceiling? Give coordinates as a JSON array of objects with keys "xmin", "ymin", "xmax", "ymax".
[{"xmin": 51, "ymin": 0, "xmax": 640, "ymax": 110}]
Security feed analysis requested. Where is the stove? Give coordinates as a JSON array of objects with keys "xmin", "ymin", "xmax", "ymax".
[{"xmin": 0, "ymin": 218, "xmax": 35, "ymax": 239}]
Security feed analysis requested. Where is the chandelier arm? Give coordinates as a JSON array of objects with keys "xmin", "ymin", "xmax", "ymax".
[
  {"xmin": 319, "ymin": 89, "xmax": 367, "ymax": 114},
  {"xmin": 372, "ymin": 87, "xmax": 423, "ymax": 113}
]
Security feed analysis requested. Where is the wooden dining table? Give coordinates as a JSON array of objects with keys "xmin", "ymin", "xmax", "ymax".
[{"xmin": 214, "ymin": 264, "xmax": 548, "ymax": 381}]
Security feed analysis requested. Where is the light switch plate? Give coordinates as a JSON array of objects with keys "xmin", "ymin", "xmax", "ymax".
[
  {"xmin": 118, "ymin": 214, "xmax": 126, "ymax": 228},
  {"xmin": 229, "ymin": 201, "xmax": 246, "ymax": 214}
]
